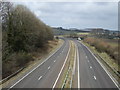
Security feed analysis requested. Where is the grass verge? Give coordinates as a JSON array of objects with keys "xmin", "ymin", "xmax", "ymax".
[{"xmin": 56, "ymin": 40, "xmax": 76, "ymax": 88}]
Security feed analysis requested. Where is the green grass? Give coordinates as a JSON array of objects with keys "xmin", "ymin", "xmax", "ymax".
[
  {"xmin": 100, "ymin": 52, "xmax": 118, "ymax": 70},
  {"xmin": 77, "ymin": 32, "xmax": 90, "ymax": 35}
]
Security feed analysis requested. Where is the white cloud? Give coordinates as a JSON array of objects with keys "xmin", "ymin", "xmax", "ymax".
[
  {"xmin": 13, "ymin": 2, "xmax": 118, "ymax": 30},
  {"xmin": 6, "ymin": 0, "xmax": 120, "ymax": 2}
]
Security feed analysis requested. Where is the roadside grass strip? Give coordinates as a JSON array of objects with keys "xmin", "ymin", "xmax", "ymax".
[{"xmin": 60, "ymin": 41, "xmax": 76, "ymax": 89}]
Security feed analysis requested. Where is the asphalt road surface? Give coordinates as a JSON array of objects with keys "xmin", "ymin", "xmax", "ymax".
[
  {"xmin": 3, "ymin": 38, "xmax": 69, "ymax": 89},
  {"xmin": 74, "ymin": 39, "xmax": 118, "ymax": 89},
  {"xmin": 2, "ymin": 38, "xmax": 119, "ymax": 89}
]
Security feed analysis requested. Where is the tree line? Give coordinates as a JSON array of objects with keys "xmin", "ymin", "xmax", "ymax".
[{"xmin": 1, "ymin": 2, "xmax": 53, "ymax": 78}]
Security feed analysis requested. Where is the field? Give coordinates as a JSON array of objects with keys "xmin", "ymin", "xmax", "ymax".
[
  {"xmin": 77, "ymin": 32, "xmax": 90, "ymax": 35},
  {"xmin": 102, "ymin": 39, "xmax": 119, "ymax": 47},
  {"xmin": 52, "ymin": 28, "xmax": 71, "ymax": 35}
]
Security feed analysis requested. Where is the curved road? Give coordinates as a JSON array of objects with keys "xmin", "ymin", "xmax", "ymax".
[
  {"xmin": 74, "ymin": 39, "xmax": 118, "ymax": 88},
  {"xmin": 2, "ymin": 38, "xmax": 119, "ymax": 89}
]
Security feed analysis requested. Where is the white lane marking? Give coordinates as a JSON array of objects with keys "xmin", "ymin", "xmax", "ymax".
[
  {"xmin": 38, "ymin": 76, "xmax": 42, "ymax": 80},
  {"xmin": 92, "ymin": 53, "xmax": 94, "ymax": 55},
  {"xmin": 73, "ymin": 44, "xmax": 77, "ymax": 75},
  {"xmin": 77, "ymin": 45, "xmax": 80, "ymax": 88},
  {"xmin": 8, "ymin": 40, "xmax": 64, "ymax": 90},
  {"xmin": 52, "ymin": 42, "xmax": 71, "ymax": 89},
  {"xmin": 54, "ymin": 60, "xmax": 56, "ymax": 62},
  {"xmin": 86, "ymin": 56, "xmax": 87, "ymax": 59},
  {"xmin": 80, "ymin": 42, "xmax": 119, "ymax": 88},
  {"xmin": 90, "ymin": 66, "xmax": 92, "ymax": 69},
  {"xmin": 93, "ymin": 76, "xmax": 97, "ymax": 80},
  {"xmin": 48, "ymin": 66, "xmax": 50, "ymax": 70},
  {"xmin": 88, "ymin": 60, "xmax": 89, "ymax": 62}
]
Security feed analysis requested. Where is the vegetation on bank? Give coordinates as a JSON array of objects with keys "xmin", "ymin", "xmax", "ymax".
[
  {"xmin": 83, "ymin": 37, "xmax": 119, "ymax": 64},
  {"xmin": 1, "ymin": 2, "xmax": 53, "ymax": 78}
]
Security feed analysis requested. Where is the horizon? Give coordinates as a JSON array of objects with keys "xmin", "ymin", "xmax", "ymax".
[{"xmin": 52, "ymin": 26, "xmax": 118, "ymax": 31}]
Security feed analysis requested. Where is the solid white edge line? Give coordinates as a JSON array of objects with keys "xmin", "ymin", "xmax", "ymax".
[
  {"xmin": 77, "ymin": 45, "xmax": 80, "ymax": 89},
  {"xmin": 80, "ymin": 41, "xmax": 119, "ymax": 88},
  {"xmin": 52, "ymin": 41, "xmax": 71, "ymax": 89},
  {"xmin": 73, "ymin": 44, "xmax": 77, "ymax": 75},
  {"xmin": 8, "ymin": 40, "xmax": 64, "ymax": 89}
]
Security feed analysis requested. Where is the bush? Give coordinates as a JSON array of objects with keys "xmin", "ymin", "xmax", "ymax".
[
  {"xmin": 2, "ymin": 52, "xmax": 34, "ymax": 78},
  {"xmin": 16, "ymin": 52, "xmax": 34, "ymax": 67},
  {"xmin": 2, "ymin": 2, "xmax": 54, "ymax": 78},
  {"xmin": 84, "ymin": 37, "xmax": 119, "ymax": 63},
  {"xmin": 2, "ymin": 55, "xmax": 17, "ymax": 78}
]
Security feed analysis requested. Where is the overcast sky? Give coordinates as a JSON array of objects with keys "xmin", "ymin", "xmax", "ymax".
[{"xmin": 15, "ymin": 1, "xmax": 118, "ymax": 30}]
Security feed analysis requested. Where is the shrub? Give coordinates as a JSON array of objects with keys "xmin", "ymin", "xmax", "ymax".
[
  {"xmin": 84, "ymin": 37, "xmax": 119, "ymax": 63},
  {"xmin": 16, "ymin": 52, "xmax": 34, "ymax": 67},
  {"xmin": 2, "ymin": 52, "xmax": 34, "ymax": 78},
  {"xmin": 2, "ymin": 2, "xmax": 54, "ymax": 78},
  {"xmin": 2, "ymin": 53, "xmax": 18, "ymax": 78}
]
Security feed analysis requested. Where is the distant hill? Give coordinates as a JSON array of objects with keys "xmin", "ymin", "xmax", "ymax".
[
  {"xmin": 52, "ymin": 27, "xmax": 89, "ymax": 35},
  {"xmin": 52, "ymin": 27, "xmax": 119, "ymax": 37}
]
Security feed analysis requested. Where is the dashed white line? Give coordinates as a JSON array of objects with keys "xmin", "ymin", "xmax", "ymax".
[
  {"xmin": 48, "ymin": 66, "xmax": 51, "ymax": 70},
  {"xmin": 38, "ymin": 76, "xmax": 42, "ymax": 80},
  {"xmin": 52, "ymin": 41, "xmax": 71, "ymax": 89},
  {"xmin": 88, "ymin": 60, "xmax": 89, "ymax": 62},
  {"xmin": 86, "ymin": 56, "xmax": 87, "ymax": 59},
  {"xmin": 90, "ymin": 66, "xmax": 92, "ymax": 69},
  {"xmin": 8, "ymin": 40, "xmax": 64, "ymax": 89},
  {"xmin": 80, "ymin": 41, "xmax": 119, "ymax": 88},
  {"xmin": 93, "ymin": 76, "xmax": 97, "ymax": 80}
]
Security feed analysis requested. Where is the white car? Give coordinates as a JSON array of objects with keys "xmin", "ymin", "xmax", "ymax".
[{"xmin": 78, "ymin": 37, "xmax": 81, "ymax": 41}]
